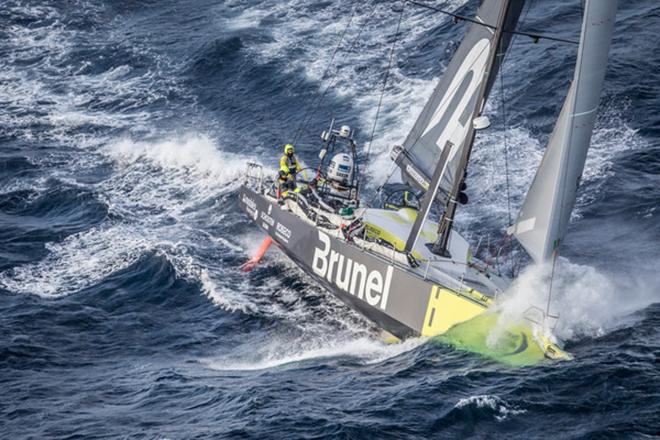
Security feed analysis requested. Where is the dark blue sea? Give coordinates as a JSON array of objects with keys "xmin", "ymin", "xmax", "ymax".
[{"xmin": 1, "ymin": 0, "xmax": 658, "ymax": 438}]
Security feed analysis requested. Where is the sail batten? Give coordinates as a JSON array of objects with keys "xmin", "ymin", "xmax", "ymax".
[{"xmin": 510, "ymin": 0, "xmax": 618, "ymax": 263}]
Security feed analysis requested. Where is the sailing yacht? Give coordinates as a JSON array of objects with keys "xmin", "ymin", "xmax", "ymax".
[{"xmin": 237, "ymin": 0, "xmax": 618, "ymax": 363}]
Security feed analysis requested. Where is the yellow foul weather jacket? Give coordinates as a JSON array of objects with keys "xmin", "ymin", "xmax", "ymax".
[{"xmin": 280, "ymin": 154, "xmax": 300, "ymax": 176}]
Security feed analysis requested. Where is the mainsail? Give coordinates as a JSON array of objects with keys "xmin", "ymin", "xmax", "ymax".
[
  {"xmin": 508, "ymin": 0, "xmax": 618, "ymax": 263},
  {"xmin": 403, "ymin": 0, "xmax": 522, "ymax": 255},
  {"xmin": 393, "ymin": 0, "xmax": 525, "ymax": 200}
]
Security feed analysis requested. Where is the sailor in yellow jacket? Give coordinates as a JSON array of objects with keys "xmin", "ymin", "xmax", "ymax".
[{"xmin": 277, "ymin": 144, "xmax": 301, "ymax": 200}]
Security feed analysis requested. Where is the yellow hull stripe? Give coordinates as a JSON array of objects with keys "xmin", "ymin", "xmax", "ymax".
[{"xmin": 421, "ymin": 286, "xmax": 488, "ymax": 337}]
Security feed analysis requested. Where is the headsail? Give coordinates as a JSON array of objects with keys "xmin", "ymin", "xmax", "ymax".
[
  {"xmin": 393, "ymin": 0, "xmax": 525, "ymax": 200},
  {"xmin": 508, "ymin": 0, "xmax": 618, "ymax": 263}
]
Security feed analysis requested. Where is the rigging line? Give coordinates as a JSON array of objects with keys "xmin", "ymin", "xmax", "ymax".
[
  {"xmin": 292, "ymin": 2, "xmax": 360, "ymax": 145},
  {"xmin": 404, "ymin": 0, "xmax": 579, "ymax": 45},
  {"xmin": 544, "ymin": 0, "xmax": 589, "ymax": 323},
  {"xmin": 497, "ymin": 0, "xmax": 532, "ymax": 276},
  {"xmin": 546, "ymin": 250, "xmax": 558, "ymax": 319},
  {"xmin": 499, "ymin": 55, "xmax": 512, "ymax": 227},
  {"xmin": 368, "ymin": 160, "xmax": 399, "ymax": 207},
  {"xmin": 494, "ymin": 69, "xmax": 516, "ymax": 235},
  {"xmin": 364, "ymin": 1, "xmax": 406, "ymax": 166},
  {"xmin": 293, "ymin": 2, "xmax": 380, "ymax": 144}
]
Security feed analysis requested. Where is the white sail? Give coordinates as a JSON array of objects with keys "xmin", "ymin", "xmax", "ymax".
[{"xmin": 508, "ymin": 0, "xmax": 618, "ymax": 263}]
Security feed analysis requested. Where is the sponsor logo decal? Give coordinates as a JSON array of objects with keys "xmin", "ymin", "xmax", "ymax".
[
  {"xmin": 312, "ymin": 231, "xmax": 393, "ymax": 310},
  {"xmin": 275, "ymin": 222, "xmax": 291, "ymax": 243},
  {"xmin": 241, "ymin": 193, "xmax": 257, "ymax": 212},
  {"xmin": 422, "ymin": 38, "xmax": 490, "ymax": 161},
  {"xmin": 260, "ymin": 211, "xmax": 275, "ymax": 229},
  {"xmin": 406, "ymin": 164, "xmax": 429, "ymax": 190},
  {"xmin": 241, "ymin": 193, "xmax": 259, "ymax": 220}
]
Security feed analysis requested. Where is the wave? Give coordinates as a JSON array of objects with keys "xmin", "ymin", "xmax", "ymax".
[
  {"xmin": 453, "ymin": 395, "xmax": 526, "ymax": 423},
  {"xmin": 0, "ymin": 1, "xmax": 187, "ymax": 145},
  {"xmin": 0, "ymin": 134, "xmax": 255, "ymax": 297},
  {"xmin": 202, "ymin": 335, "xmax": 424, "ymax": 372}
]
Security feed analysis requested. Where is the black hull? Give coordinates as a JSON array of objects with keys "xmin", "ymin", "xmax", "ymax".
[{"xmin": 238, "ymin": 185, "xmax": 490, "ymax": 340}]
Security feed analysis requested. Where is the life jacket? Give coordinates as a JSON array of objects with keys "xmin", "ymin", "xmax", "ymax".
[{"xmin": 280, "ymin": 154, "xmax": 300, "ymax": 174}]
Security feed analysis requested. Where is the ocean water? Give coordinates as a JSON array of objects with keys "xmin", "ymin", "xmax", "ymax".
[{"xmin": 1, "ymin": 0, "xmax": 658, "ymax": 438}]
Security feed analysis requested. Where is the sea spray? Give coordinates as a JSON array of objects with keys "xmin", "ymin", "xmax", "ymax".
[{"xmin": 489, "ymin": 257, "xmax": 660, "ymax": 344}]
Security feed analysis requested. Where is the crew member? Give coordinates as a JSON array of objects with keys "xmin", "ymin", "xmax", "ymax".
[
  {"xmin": 402, "ymin": 190, "xmax": 420, "ymax": 210},
  {"xmin": 278, "ymin": 143, "xmax": 301, "ymax": 200}
]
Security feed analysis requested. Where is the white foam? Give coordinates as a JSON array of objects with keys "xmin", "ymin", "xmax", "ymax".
[
  {"xmin": 108, "ymin": 135, "xmax": 256, "ymax": 184},
  {"xmin": 455, "ymin": 395, "xmax": 526, "ymax": 422},
  {"xmin": 223, "ymin": 8, "xmax": 270, "ymax": 31},
  {"xmin": 202, "ymin": 336, "xmax": 424, "ymax": 371},
  {"xmin": 574, "ymin": 100, "xmax": 642, "ymax": 217},
  {"xmin": 0, "ymin": 134, "xmax": 261, "ymax": 297},
  {"xmin": 104, "ymin": 135, "xmax": 262, "ymax": 223},
  {"xmin": 0, "ymin": 224, "xmax": 151, "ymax": 297},
  {"xmin": 0, "ymin": 3, "xmax": 184, "ymax": 145},
  {"xmin": 195, "ymin": 267, "xmax": 261, "ymax": 315}
]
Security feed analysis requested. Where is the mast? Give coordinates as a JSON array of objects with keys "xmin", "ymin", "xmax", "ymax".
[{"xmin": 433, "ymin": 0, "xmax": 512, "ymax": 256}]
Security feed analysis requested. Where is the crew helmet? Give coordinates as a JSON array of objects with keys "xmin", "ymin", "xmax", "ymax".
[
  {"xmin": 327, "ymin": 153, "xmax": 354, "ymax": 184},
  {"xmin": 284, "ymin": 144, "xmax": 295, "ymax": 154},
  {"xmin": 339, "ymin": 125, "xmax": 351, "ymax": 138}
]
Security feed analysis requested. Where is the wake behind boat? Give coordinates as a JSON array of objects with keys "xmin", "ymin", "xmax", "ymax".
[{"xmin": 237, "ymin": 0, "xmax": 618, "ymax": 364}]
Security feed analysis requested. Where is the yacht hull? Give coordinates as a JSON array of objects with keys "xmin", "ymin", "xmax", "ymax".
[{"xmin": 238, "ymin": 185, "xmax": 570, "ymax": 363}]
